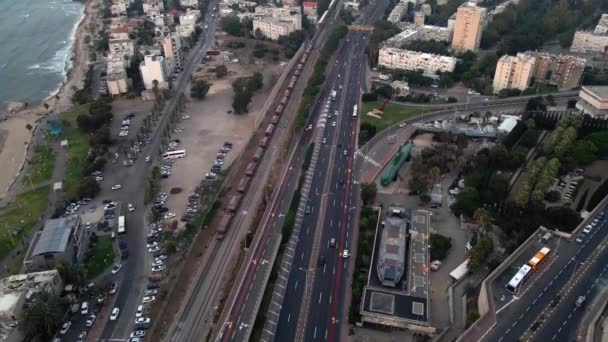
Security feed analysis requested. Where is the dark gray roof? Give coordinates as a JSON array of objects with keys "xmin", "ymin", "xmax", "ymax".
[
  {"xmin": 377, "ymin": 207, "xmax": 407, "ymax": 287},
  {"xmin": 32, "ymin": 218, "xmax": 72, "ymax": 256}
]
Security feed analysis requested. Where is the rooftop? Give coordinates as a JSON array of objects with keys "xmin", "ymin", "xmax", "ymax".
[
  {"xmin": 377, "ymin": 207, "xmax": 407, "ymax": 287},
  {"xmin": 583, "ymin": 86, "xmax": 608, "ymax": 99},
  {"xmin": 31, "ymin": 217, "xmax": 76, "ymax": 256}
]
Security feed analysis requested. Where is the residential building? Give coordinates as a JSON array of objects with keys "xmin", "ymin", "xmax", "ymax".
[
  {"xmin": 388, "ymin": 1, "xmax": 409, "ymax": 24},
  {"xmin": 254, "ymin": 6, "xmax": 302, "ymax": 30},
  {"xmin": 570, "ymin": 31, "xmax": 608, "ymax": 54},
  {"xmin": 143, "ymin": 0, "xmax": 164, "ymax": 16},
  {"xmin": 382, "ymin": 29, "xmax": 418, "ymax": 48},
  {"xmin": 110, "ymin": 0, "xmax": 127, "ymax": 16},
  {"xmin": 303, "ymin": 2, "xmax": 318, "ymax": 24},
  {"xmin": 0, "ymin": 270, "xmax": 63, "ymax": 328},
  {"xmin": 421, "ymin": 4, "xmax": 432, "ymax": 16},
  {"xmin": 405, "ymin": 0, "xmax": 426, "ymax": 4},
  {"xmin": 492, "ymin": 52, "xmax": 536, "ymax": 93},
  {"xmin": 24, "ymin": 216, "xmax": 84, "ymax": 272},
  {"xmin": 162, "ymin": 30, "xmax": 183, "ymax": 74},
  {"xmin": 378, "ymin": 47, "xmax": 457, "ymax": 75},
  {"xmin": 437, "ymin": 0, "xmax": 447, "ymax": 5},
  {"xmin": 415, "ymin": 24, "xmax": 453, "ymax": 42},
  {"xmin": 106, "ymin": 55, "xmax": 129, "ymax": 96},
  {"xmin": 377, "ymin": 207, "xmax": 407, "ymax": 287},
  {"xmin": 594, "ymin": 13, "xmax": 608, "ymax": 35},
  {"xmin": 140, "ymin": 55, "xmax": 169, "ymax": 89},
  {"xmin": 179, "ymin": 0, "xmax": 199, "ymax": 8},
  {"xmin": 108, "ymin": 38, "xmax": 135, "ymax": 60},
  {"xmin": 252, "ymin": 6, "xmax": 302, "ymax": 40},
  {"xmin": 451, "ymin": 2, "xmax": 486, "ymax": 53},
  {"xmin": 180, "ymin": 9, "xmax": 201, "ymax": 26},
  {"xmin": 447, "ymin": 13, "xmax": 456, "ymax": 30},
  {"xmin": 413, "ymin": 11, "xmax": 425, "ymax": 26},
  {"xmin": 531, "ymin": 52, "xmax": 586, "ymax": 89},
  {"xmin": 576, "ymin": 86, "xmax": 608, "ymax": 118}
]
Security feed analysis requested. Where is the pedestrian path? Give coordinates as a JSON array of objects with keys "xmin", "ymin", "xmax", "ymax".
[{"xmin": 354, "ymin": 150, "xmax": 381, "ymax": 167}]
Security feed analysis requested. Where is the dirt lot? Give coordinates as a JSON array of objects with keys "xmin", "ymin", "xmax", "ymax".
[{"xmin": 160, "ymin": 41, "xmax": 287, "ymax": 225}]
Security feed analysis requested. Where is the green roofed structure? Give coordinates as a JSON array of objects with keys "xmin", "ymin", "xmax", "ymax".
[{"xmin": 380, "ymin": 141, "xmax": 413, "ymax": 187}]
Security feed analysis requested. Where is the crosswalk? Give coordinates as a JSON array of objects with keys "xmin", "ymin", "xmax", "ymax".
[{"xmin": 354, "ymin": 150, "xmax": 381, "ymax": 167}]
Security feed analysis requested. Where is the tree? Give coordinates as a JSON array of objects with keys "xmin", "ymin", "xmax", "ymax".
[
  {"xmin": 220, "ymin": 15, "xmax": 243, "ymax": 36},
  {"xmin": 56, "ymin": 262, "xmax": 87, "ymax": 285},
  {"xmin": 585, "ymin": 131, "xmax": 608, "ymax": 158},
  {"xmin": 232, "ymin": 90, "xmax": 251, "ymax": 114},
  {"xmin": 19, "ymin": 290, "xmax": 65, "ymax": 341},
  {"xmin": 526, "ymin": 97, "xmax": 547, "ymax": 112},
  {"xmin": 468, "ymin": 236, "xmax": 493, "ymax": 273},
  {"xmin": 430, "ymin": 233, "xmax": 452, "ymax": 260},
  {"xmin": 473, "ymin": 208, "xmax": 493, "ymax": 234},
  {"xmin": 215, "ymin": 65, "xmax": 228, "ymax": 78},
  {"xmin": 453, "ymin": 187, "xmax": 480, "ymax": 217},
  {"xmin": 360, "ymin": 183, "xmax": 377, "ymax": 205},
  {"xmin": 77, "ymin": 177, "xmax": 100, "ymax": 199},
  {"xmin": 191, "ymin": 80, "xmax": 211, "ymax": 99},
  {"xmin": 254, "ymin": 28, "xmax": 264, "ymax": 39},
  {"xmin": 567, "ymin": 99, "xmax": 577, "ymax": 109},
  {"xmin": 571, "ymin": 140, "xmax": 598, "ymax": 164}
]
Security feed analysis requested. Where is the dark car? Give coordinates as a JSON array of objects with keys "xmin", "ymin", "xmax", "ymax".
[
  {"xmin": 121, "ymin": 250, "xmax": 129, "ymax": 260},
  {"xmin": 317, "ymin": 256, "xmax": 326, "ymax": 266},
  {"xmin": 119, "ymin": 241, "xmax": 128, "ymax": 249},
  {"xmin": 147, "ymin": 282, "xmax": 160, "ymax": 290}
]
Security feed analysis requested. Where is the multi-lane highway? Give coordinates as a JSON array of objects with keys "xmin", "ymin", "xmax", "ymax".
[
  {"xmin": 481, "ymin": 206, "xmax": 608, "ymax": 342},
  {"xmin": 97, "ymin": 5, "xmax": 220, "ymax": 340}
]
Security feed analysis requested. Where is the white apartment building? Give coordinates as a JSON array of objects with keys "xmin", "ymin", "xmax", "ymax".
[
  {"xmin": 571, "ymin": 31, "xmax": 608, "ymax": 54},
  {"xmin": 594, "ymin": 13, "xmax": 608, "ymax": 34},
  {"xmin": 140, "ymin": 55, "xmax": 169, "ymax": 90},
  {"xmin": 143, "ymin": 0, "xmax": 164, "ymax": 16},
  {"xmin": 388, "ymin": 1, "xmax": 409, "ymax": 23},
  {"xmin": 162, "ymin": 31, "xmax": 183, "ymax": 74},
  {"xmin": 383, "ymin": 29, "xmax": 418, "ymax": 48},
  {"xmin": 492, "ymin": 52, "xmax": 536, "ymax": 93},
  {"xmin": 108, "ymin": 38, "xmax": 135, "ymax": 60},
  {"xmin": 179, "ymin": 0, "xmax": 199, "ymax": 8},
  {"xmin": 180, "ymin": 9, "xmax": 201, "ymax": 26},
  {"xmin": 254, "ymin": 6, "xmax": 302, "ymax": 30},
  {"xmin": 252, "ymin": 6, "xmax": 302, "ymax": 40},
  {"xmin": 106, "ymin": 54, "xmax": 129, "ymax": 96},
  {"xmin": 378, "ymin": 47, "xmax": 457, "ymax": 74}
]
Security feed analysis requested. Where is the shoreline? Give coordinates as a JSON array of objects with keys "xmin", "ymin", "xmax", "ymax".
[{"xmin": 0, "ymin": 0, "xmax": 101, "ymax": 200}]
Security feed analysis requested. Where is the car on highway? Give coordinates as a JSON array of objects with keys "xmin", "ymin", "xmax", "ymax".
[
  {"xmin": 575, "ymin": 234, "xmax": 585, "ymax": 243},
  {"xmin": 576, "ymin": 295, "xmax": 586, "ymax": 307},
  {"xmin": 318, "ymin": 255, "xmax": 326, "ymax": 266},
  {"xmin": 128, "ymin": 203, "xmax": 135, "ymax": 212},
  {"xmin": 332, "ymin": 121, "xmax": 336, "ymax": 127},
  {"xmin": 583, "ymin": 224, "xmax": 593, "ymax": 234},
  {"xmin": 111, "ymin": 184, "xmax": 122, "ymax": 190},
  {"xmin": 110, "ymin": 307, "xmax": 120, "ymax": 321},
  {"xmin": 305, "ymin": 205, "xmax": 311, "ymax": 214},
  {"xmin": 322, "ymin": 137, "xmax": 327, "ymax": 144},
  {"xmin": 142, "ymin": 296, "xmax": 156, "ymax": 304},
  {"xmin": 111, "ymin": 264, "xmax": 123, "ymax": 274},
  {"xmin": 136, "ymin": 305, "xmax": 144, "ymax": 318},
  {"xmin": 108, "ymin": 282, "xmax": 118, "ymax": 294},
  {"xmin": 85, "ymin": 313, "xmax": 96, "ymax": 327},
  {"xmin": 343, "ymin": 149, "xmax": 347, "ymax": 156},
  {"xmin": 329, "ymin": 238, "xmax": 336, "ymax": 247},
  {"xmin": 342, "ymin": 249, "xmax": 349, "ymax": 258},
  {"xmin": 59, "ymin": 321, "xmax": 71, "ymax": 335}
]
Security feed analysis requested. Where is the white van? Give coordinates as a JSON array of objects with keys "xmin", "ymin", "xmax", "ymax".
[{"xmin": 80, "ymin": 302, "xmax": 89, "ymax": 315}]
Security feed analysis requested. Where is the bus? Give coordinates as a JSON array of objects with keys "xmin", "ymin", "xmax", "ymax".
[
  {"xmin": 162, "ymin": 150, "xmax": 186, "ymax": 159},
  {"xmin": 528, "ymin": 247, "xmax": 551, "ymax": 270},
  {"xmin": 352, "ymin": 104, "xmax": 358, "ymax": 118},
  {"xmin": 505, "ymin": 264, "xmax": 532, "ymax": 293},
  {"xmin": 117, "ymin": 216, "xmax": 126, "ymax": 236}
]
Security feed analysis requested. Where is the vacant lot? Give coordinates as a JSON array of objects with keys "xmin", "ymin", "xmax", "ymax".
[
  {"xmin": 360, "ymin": 101, "xmax": 431, "ymax": 132},
  {"xmin": 0, "ymin": 185, "xmax": 50, "ymax": 259},
  {"xmin": 59, "ymin": 104, "xmax": 90, "ymax": 199}
]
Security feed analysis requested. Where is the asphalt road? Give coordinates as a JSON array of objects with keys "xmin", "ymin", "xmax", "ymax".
[
  {"xmin": 481, "ymin": 207, "xmax": 608, "ymax": 342},
  {"xmin": 95, "ymin": 6, "xmax": 220, "ymax": 341}
]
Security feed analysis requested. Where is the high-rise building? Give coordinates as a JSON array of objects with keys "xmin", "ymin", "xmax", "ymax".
[
  {"xmin": 413, "ymin": 11, "xmax": 425, "ymax": 26},
  {"xmin": 451, "ymin": 2, "xmax": 486, "ymax": 53},
  {"xmin": 492, "ymin": 52, "xmax": 536, "ymax": 93},
  {"xmin": 162, "ymin": 31, "xmax": 183, "ymax": 74},
  {"xmin": 421, "ymin": 4, "xmax": 432, "ymax": 16},
  {"xmin": 140, "ymin": 55, "xmax": 168, "ymax": 90}
]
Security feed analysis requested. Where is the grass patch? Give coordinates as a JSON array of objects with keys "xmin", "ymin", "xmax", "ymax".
[
  {"xmin": 22, "ymin": 145, "xmax": 55, "ymax": 186},
  {"xmin": 84, "ymin": 235, "xmax": 115, "ymax": 278},
  {"xmin": 0, "ymin": 186, "xmax": 50, "ymax": 259},
  {"xmin": 360, "ymin": 101, "xmax": 431, "ymax": 132},
  {"xmin": 59, "ymin": 104, "xmax": 91, "ymax": 199}
]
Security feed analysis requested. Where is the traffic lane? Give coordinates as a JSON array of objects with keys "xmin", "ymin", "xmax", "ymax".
[
  {"xmin": 485, "ymin": 216, "xmax": 608, "ymax": 341},
  {"xmin": 533, "ymin": 258, "xmax": 608, "ymax": 342}
]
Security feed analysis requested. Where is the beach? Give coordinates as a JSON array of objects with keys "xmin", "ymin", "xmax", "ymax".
[{"xmin": 0, "ymin": 0, "xmax": 102, "ymax": 201}]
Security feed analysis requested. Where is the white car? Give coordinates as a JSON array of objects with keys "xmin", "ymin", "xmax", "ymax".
[
  {"xmin": 398, "ymin": 122, "xmax": 407, "ymax": 128},
  {"xmin": 148, "ymin": 246, "xmax": 160, "ymax": 253},
  {"xmin": 142, "ymin": 296, "xmax": 156, "ymax": 304},
  {"xmin": 85, "ymin": 222, "xmax": 91, "ymax": 229},
  {"xmin": 182, "ymin": 115, "xmax": 190, "ymax": 120},
  {"xmin": 152, "ymin": 265, "xmax": 165, "ymax": 273},
  {"xmin": 111, "ymin": 184, "xmax": 122, "ymax": 190},
  {"xmin": 136, "ymin": 305, "xmax": 144, "ymax": 318},
  {"xmin": 155, "ymin": 254, "xmax": 168, "ymax": 261},
  {"xmin": 128, "ymin": 203, "xmax": 135, "ymax": 212},
  {"xmin": 85, "ymin": 313, "xmax": 96, "ymax": 327},
  {"xmin": 111, "ymin": 264, "xmax": 123, "ymax": 274},
  {"xmin": 332, "ymin": 121, "xmax": 336, "ymax": 127},
  {"xmin": 108, "ymin": 282, "xmax": 118, "ymax": 294},
  {"xmin": 145, "ymin": 289, "xmax": 158, "ymax": 296},
  {"xmin": 145, "ymin": 156, "xmax": 151, "ymax": 162},
  {"xmin": 59, "ymin": 321, "xmax": 71, "ymax": 335},
  {"xmin": 342, "ymin": 249, "xmax": 349, "ymax": 258},
  {"xmin": 110, "ymin": 307, "xmax": 120, "ymax": 321},
  {"xmin": 583, "ymin": 224, "xmax": 593, "ymax": 234},
  {"xmin": 152, "ymin": 260, "xmax": 163, "ymax": 267},
  {"xmin": 146, "ymin": 242, "xmax": 158, "ymax": 249},
  {"xmin": 164, "ymin": 212, "xmax": 176, "ymax": 220},
  {"xmin": 322, "ymin": 137, "xmax": 327, "ymax": 144},
  {"xmin": 131, "ymin": 330, "xmax": 146, "ymax": 338}
]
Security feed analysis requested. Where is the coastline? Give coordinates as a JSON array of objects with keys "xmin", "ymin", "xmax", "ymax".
[{"xmin": 0, "ymin": 0, "xmax": 101, "ymax": 200}]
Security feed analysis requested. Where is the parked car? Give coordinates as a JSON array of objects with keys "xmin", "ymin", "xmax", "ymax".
[
  {"xmin": 111, "ymin": 264, "xmax": 123, "ymax": 274},
  {"xmin": 108, "ymin": 282, "xmax": 118, "ymax": 294},
  {"xmin": 111, "ymin": 184, "xmax": 122, "ymax": 190},
  {"xmin": 59, "ymin": 321, "xmax": 71, "ymax": 335},
  {"xmin": 142, "ymin": 296, "xmax": 156, "ymax": 304},
  {"xmin": 85, "ymin": 313, "xmax": 96, "ymax": 327},
  {"xmin": 110, "ymin": 307, "xmax": 120, "ymax": 320}
]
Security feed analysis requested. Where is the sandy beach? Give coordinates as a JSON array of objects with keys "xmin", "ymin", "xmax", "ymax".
[{"xmin": 0, "ymin": 0, "xmax": 101, "ymax": 201}]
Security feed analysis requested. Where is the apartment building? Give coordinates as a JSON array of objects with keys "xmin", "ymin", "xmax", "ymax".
[
  {"xmin": 179, "ymin": 0, "xmax": 199, "ymax": 8},
  {"xmin": 594, "ymin": 13, "xmax": 608, "ymax": 34},
  {"xmin": 421, "ymin": 4, "xmax": 432, "ymax": 16},
  {"xmin": 143, "ymin": 0, "xmax": 164, "ymax": 16},
  {"xmin": 162, "ymin": 30, "xmax": 183, "ymax": 74},
  {"xmin": 451, "ymin": 2, "xmax": 486, "ymax": 53},
  {"xmin": 383, "ymin": 29, "xmax": 419, "ymax": 48},
  {"xmin": 532, "ymin": 53, "xmax": 586, "ymax": 90},
  {"xmin": 140, "ymin": 55, "xmax": 169, "ymax": 89},
  {"xmin": 492, "ymin": 52, "xmax": 536, "ymax": 93},
  {"xmin": 108, "ymin": 37, "xmax": 135, "ymax": 60},
  {"xmin": 106, "ymin": 54, "xmax": 129, "ymax": 96},
  {"xmin": 576, "ymin": 86, "xmax": 608, "ymax": 118},
  {"xmin": 254, "ymin": 6, "xmax": 302, "ymax": 30},
  {"xmin": 378, "ymin": 47, "xmax": 457, "ymax": 74},
  {"xmin": 303, "ymin": 2, "xmax": 318, "ymax": 24},
  {"xmin": 414, "ymin": 12, "xmax": 425, "ymax": 26},
  {"xmin": 571, "ymin": 13, "xmax": 608, "ymax": 54},
  {"xmin": 176, "ymin": 9, "xmax": 201, "ymax": 38},
  {"xmin": 252, "ymin": 6, "xmax": 302, "ymax": 40},
  {"xmin": 111, "ymin": 0, "xmax": 127, "ymax": 16},
  {"xmin": 388, "ymin": 1, "xmax": 409, "ymax": 24}
]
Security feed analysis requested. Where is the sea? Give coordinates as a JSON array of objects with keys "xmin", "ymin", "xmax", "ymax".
[{"xmin": 0, "ymin": 0, "xmax": 85, "ymax": 104}]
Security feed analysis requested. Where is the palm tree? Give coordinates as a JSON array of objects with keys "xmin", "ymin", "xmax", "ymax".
[{"xmin": 19, "ymin": 289, "xmax": 65, "ymax": 340}]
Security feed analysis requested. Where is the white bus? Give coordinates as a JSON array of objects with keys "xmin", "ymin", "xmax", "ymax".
[
  {"xmin": 505, "ymin": 264, "xmax": 532, "ymax": 293},
  {"xmin": 117, "ymin": 216, "xmax": 126, "ymax": 235},
  {"xmin": 352, "ymin": 104, "xmax": 358, "ymax": 118},
  {"xmin": 162, "ymin": 150, "xmax": 186, "ymax": 159}
]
